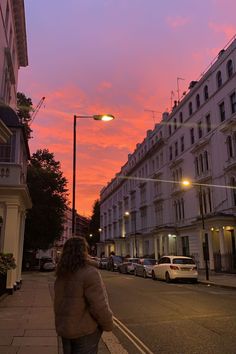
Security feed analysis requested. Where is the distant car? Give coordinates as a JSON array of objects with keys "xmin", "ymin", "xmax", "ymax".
[
  {"xmin": 40, "ymin": 257, "xmax": 55, "ymax": 272},
  {"xmin": 134, "ymin": 258, "xmax": 157, "ymax": 278},
  {"xmin": 99, "ymin": 257, "xmax": 109, "ymax": 269},
  {"xmin": 118, "ymin": 258, "xmax": 140, "ymax": 274},
  {"xmin": 107, "ymin": 255, "xmax": 124, "ymax": 271},
  {"xmin": 152, "ymin": 256, "xmax": 198, "ymax": 283}
]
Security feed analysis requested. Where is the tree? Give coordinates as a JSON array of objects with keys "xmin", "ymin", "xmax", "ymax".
[
  {"xmin": 88, "ymin": 200, "xmax": 100, "ymax": 247},
  {"xmin": 24, "ymin": 149, "xmax": 68, "ymax": 250},
  {"xmin": 17, "ymin": 92, "xmax": 33, "ymax": 139}
]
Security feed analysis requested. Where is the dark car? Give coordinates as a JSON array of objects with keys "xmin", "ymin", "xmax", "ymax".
[{"xmin": 107, "ymin": 255, "xmax": 123, "ymax": 271}]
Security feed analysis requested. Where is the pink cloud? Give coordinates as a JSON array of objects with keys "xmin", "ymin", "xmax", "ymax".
[
  {"xmin": 166, "ymin": 16, "xmax": 190, "ymax": 28},
  {"xmin": 208, "ymin": 22, "xmax": 236, "ymax": 41}
]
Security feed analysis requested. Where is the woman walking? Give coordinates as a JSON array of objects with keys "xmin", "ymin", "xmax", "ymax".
[{"xmin": 54, "ymin": 236, "xmax": 113, "ymax": 354}]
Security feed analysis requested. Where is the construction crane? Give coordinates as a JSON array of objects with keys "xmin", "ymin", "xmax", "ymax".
[{"xmin": 29, "ymin": 96, "xmax": 45, "ymax": 125}]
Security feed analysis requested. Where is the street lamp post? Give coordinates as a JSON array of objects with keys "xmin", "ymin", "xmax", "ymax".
[
  {"xmin": 133, "ymin": 211, "xmax": 138, "ymax": 258},
  {"xmin": 198, "ymin": 185, "xmax": 209, "ymax": 281},
  {"xmin": 124, "ymin": 211, "xmax": 138, "ymax": 257},
  {"xmin": 182, "ymin": 180, "xmax": 209, "ymax": 281},
  {"xmin": 72, "ymin": 114, "xmax": 115, "ymax": 236}
]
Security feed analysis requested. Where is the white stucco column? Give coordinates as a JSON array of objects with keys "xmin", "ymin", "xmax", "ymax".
[
  {"xmin": 4, "ymin": 203, "xmax": 20, "ymax": 291},
  {"xmin": 219, "ymin": 228, "xmax": 227, "ymax": 270},
  {"xmin": 138, "ymin": 238, "xmax": 144, "ymax": 257},
  {"xmin": 207, "ymin": 231, "xmax": 214, "ymax": 270},
  {"xmin": 16, "ymin": 210, "xmax": 26, "ymax": 284},
  {"xmin": 154, "ymin": 236, "xmax": 159, "ymax": 260},
  {"xmin": 199, "ymin": 230, "xmax": 205, "ymax": 269},
  {"xmin": 164, "ymin": 235, "xmax": 169, "ymax": 255}
]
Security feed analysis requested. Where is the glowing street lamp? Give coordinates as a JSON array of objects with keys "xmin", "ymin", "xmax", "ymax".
[{"xmin": 72, "ymin": 114, "xmax": 115, "ymax": 236}]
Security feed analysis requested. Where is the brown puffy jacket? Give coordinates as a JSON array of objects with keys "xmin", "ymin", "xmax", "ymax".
[{"xmin": 54, "ymin": 261, "xmax": 113, "ymax": 339}]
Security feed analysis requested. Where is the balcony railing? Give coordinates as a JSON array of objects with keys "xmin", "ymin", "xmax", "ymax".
[{"xmin": 0, "ymin": 163, "xmax": 26, "ymax": 185}]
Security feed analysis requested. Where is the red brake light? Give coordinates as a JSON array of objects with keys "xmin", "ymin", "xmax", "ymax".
[
  {"xmin": 170, "ymin": 265, "xmax": 179, "ymax": 270},
  {"xmin": 192, "ymin": 266, "xmax": 197, "ymax": 270}
]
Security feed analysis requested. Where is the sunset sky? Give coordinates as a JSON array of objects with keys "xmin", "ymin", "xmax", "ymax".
[{"xmin": 19, "ymin": 0, "xmax": 236, "ymax": 216}]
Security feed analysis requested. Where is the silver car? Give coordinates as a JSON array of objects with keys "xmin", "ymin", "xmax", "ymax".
[
  {"xmin": 118, "ymin": 258, "xmax": 140, "ymax": 274},
  {"xmin": 134, "ymin": 258, "xmax": 157, "ymax": 278}
]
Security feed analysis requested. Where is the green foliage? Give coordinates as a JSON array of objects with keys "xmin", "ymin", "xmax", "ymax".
[
  {"xmin": 0, "ymin": 253, "xmax": 16, "ymax": 275},
  {"xmin": 17, "ymin": 92, "xmax": 33, "ymax": 139},
  {"xmin": 88, "ymin": 200, "xmax": 100, "ymax": 245},
  {"xmin": 24, "ymin": 149, "xmax": 68, "ymax": 250}
]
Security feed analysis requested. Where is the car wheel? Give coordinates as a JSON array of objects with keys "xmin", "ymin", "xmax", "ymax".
[
  {"xmin": 192, "ymin": 278, "xmax": 198, "ymax": 284},
  {"xmin": 143, "ymin": 270, "xmax": 147, "ymax": 278},
  {"xmin": 152, "ymin": 270, "xmax": 156, "ymax": 280},
  {"xmin": 165, "ymin": 272, "xmax": 171, "ymax": 283}
]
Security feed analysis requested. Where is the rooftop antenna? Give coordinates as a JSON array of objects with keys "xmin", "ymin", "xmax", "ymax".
[
  {"xmin": 177, "ymin": 77, "xmax": 185, "ymax": 102},
  {"xmin": 144, "ymin": 109, "xmax": 162, "ymax": 124},
  {"xmin": 170, "ymin": 90, "xmax": 175, "ymax": 109}
]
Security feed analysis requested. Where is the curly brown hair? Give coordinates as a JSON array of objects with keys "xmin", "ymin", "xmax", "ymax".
[{"xmin": 56, "ymin": 236, "xmax": 88, "ymax": 277}]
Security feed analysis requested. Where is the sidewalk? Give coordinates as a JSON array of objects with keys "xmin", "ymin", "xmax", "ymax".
[
  {"xmin": 198, "ymin": 269, "xmax": 236, "ymax": 289},
  {"xmin": 0, "ymin": 272, "xmax": 109, "ymax": 354}
]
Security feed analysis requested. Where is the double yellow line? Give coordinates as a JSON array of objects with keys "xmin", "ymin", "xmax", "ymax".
[{"xmin": 113, "ymin": 316, "xmax": 154, "ymax": 354}]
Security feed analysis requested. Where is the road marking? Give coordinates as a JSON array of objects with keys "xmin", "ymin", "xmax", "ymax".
[
  {"xmin": 113, "ymin": 316, "xmax": 154, "ymax": 354},
  {"xmin": 102, "ymin": 332, "xmax": 128, "ymax": 354}
]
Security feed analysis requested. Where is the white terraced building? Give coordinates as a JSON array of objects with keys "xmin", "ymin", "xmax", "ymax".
[{"xmin": 98, "ymin": 36, "xmax": 236, "ymax": 273}]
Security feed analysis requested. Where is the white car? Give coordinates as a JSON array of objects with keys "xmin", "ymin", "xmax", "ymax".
[{"xmin": 152, "ymin": 256, "xmax": 198, "ymax": 283}]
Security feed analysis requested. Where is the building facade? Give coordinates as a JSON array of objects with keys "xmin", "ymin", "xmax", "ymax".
[
  {"xmin": 0, "ymin": 0, "xmax": 31, "ymax": 292},
  {"xmin": 99, "ymin": 36, "xmax": 236, "ymax": 273}
]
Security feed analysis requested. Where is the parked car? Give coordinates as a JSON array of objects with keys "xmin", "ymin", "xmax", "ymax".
[
  {"xmin": 118, "ymin": 258, "xmax": 140, "ymax": 274},
  {"xmin": 40, "ymin": 257, "xmax": 55, "ymax": 272},
  {"xmin": 107, "ymin": 255, "xmax": 124, "ymax": 271},
  {"xmin": 134, "ymin": 258, "xmax": 157, "ymax": 278},
  {"xmin": 152, "ymin": 256, "xmax": 198, "ymax": 283},
  {"xmin": 99, "ymin": 257, "xmax": 109, "ymax": 269}
]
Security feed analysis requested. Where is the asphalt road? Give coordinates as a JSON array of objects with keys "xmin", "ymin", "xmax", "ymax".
[{"xmin": 101, "ymin": 270, "xmax": 236, "ymax": 354}]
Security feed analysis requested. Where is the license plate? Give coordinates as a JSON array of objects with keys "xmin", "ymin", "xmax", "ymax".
[{"xmin": 181, "ymin": 267, "xmax": 190, "ymax": 271}]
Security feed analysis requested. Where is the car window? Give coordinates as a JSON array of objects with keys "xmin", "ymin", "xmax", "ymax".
[
  {"xmin": 173, "ymin": 258, "xmax": 195, "ymax": 265},
  {"xmin": 143, "ymin": 259, "xmax": 156, "ymax": 265}
]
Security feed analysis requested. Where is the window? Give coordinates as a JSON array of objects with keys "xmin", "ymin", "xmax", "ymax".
[
  {"xmin": 169, "ymin": 146, "xmax": 173, "ymax": 161},
  {"xmin": 179, "ymin": 112, "xmax": 183, "ymax": 124},
  {"xmin": 174, "ymin": 141, "xmax": 178, "ymax": 157},
  {"xmin": 190, "ymin": 128, "xmax": 195, "ymax": 145},
  {"xmin": 204, "ymin": 85, "xmax": 209, "ymax": 101},
  {"xmin": 181, "ymin": 236, "xmax": 189, "ymax": 256},
  {"xmin": 199, "ymin": 154, "xmax": 204, "ymax": 172},
  {"xmin": 196, "ymin": 94, "xmax": 200, "ymax": 109},
  {"xmin": 174, "ymin": 118, "xmax": 177, "ymax": 130},
  {"xmin": 227, "ymin": 59, "xmax": 233, "ymax": 78},
  {"xmin": 216, "ymin": 71, "xmax": 222, "ymax": 88},
  {"xmin": 180, "ymin": 136, "xmax": 185, "ymax": 152},
  {"xmin": 219, "ymin": 101, "xmax": 225, "ymax": 122},
  {"xmin": 195, "ymin": 157, "xmax": 199, "ymax": 176},
  {"xmin": 189, "ymin": 102, "xmax": 193, "ymax": 116},
  {"xmin": 226, "ymin": 136, "xmax": 233, "ymax": 158},
  {"xmin": 206, "ymin": 114, "xmax": 211, "ymax": 132},
  {"xmin": 230, "ymin": 92, "xmax": 236, "ymax": 114},
  {"xmin": 231, "ymin": 177, "xmax": 236, "ymax": 206},
  {"xmin": 0, "ymin": 133, "xmax": 16, "ymax": 162},
  {"xmin": 198, "ymin": 121, "xmax": 203, "ymax": 139},
  {"xmin": 204, "ymin": 151, "xmax": 209, "ymax": 171}
]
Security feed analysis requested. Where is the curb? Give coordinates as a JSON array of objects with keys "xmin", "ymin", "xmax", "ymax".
[{"xmin": 198, "ymin": 280, "xmax": 236, "ymax": 291}]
